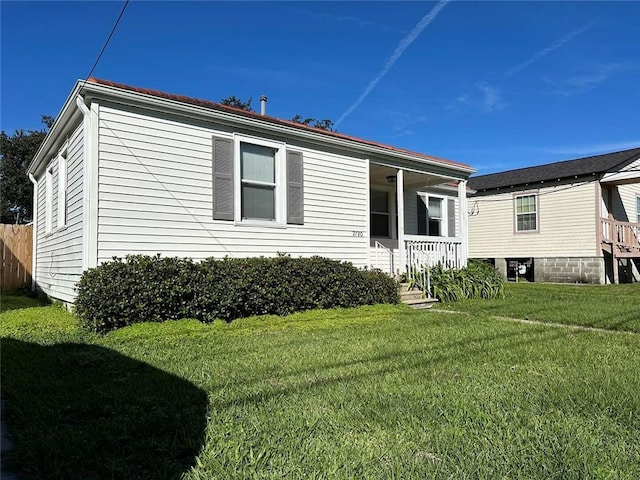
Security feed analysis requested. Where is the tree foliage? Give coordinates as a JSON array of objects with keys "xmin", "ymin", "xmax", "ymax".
[
  {"xmin": 290, "ymin": 115, "xmax": 336, "ymax": 132},
  {"xmin": 219, "ymin": 96, "xmax": 254, "ymax": 112},
  {"xmin": 1, "ymin": 116, "xmax": 51, "ymax": 223},
  {"xmin": 219, "ymin": 96, "xmax": 336, "ymax": 131}
]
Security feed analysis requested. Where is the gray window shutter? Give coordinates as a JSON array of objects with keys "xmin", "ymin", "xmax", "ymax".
[
  {"xmin": 286, "ymin": 150, "xmax": 304, "ymax": 225},
  {"xmin": 212, "ymin": 136, "xmax": 234, "ymax": 220},
  {"xmin": 417, "ymin": 195, "xmax": 427, "ymax": 235},
  {"xmin": 447, "ymin": 198, "xmax": 456, "ymax": 237}
]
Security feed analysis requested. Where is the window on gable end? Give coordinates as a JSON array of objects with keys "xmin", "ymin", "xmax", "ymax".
[
  {"xmin": 45, "ymin": 163, "xmax": 54, "ymax": 234},
  {"xmin": 57, "ymin": 144, "xmax": 68, "ymax": 228}
]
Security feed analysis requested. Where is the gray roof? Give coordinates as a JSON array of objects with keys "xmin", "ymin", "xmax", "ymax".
[{"xmin": 468, "ymin": 147, "xmax": 640, "ymax": 192}]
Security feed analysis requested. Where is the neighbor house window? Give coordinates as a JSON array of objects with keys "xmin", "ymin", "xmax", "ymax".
[
  {"xmin": 515, "ymin": 194, "xmax": 538, "ymax": 232},
  {"xmin": 57, "ymin": 145, "xmax": 68, "ymax": 228},
  {"xmin": 636, "ymin": 195, "xmax": 640, "ymax": 224},
  {"xmin": 45, "ymin": 163, "xmax": 54, "ymax": 234},
  {"xmin": 240, "ymin": 143, "xmax": 276, "ymax": 221},
  {"xmin": 370, "ymin": 190, "xmax": 390, "ymax": 237}
]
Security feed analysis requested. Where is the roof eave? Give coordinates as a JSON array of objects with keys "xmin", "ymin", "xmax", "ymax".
[
  {"xmin": 81, "ymin": 80, "xmax": 475, "ymax": 178},
  {"xmin": 27, "ymin": 80, "xmax": 85, "ymax": 175}
]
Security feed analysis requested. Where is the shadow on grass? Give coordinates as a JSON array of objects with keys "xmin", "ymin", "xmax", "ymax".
[
  {"xmin": 1, "ymin": 339, "xmax": 208, "ymax": 479},
  {"xmin": 0, "ymin": 293, "xmax": 47, "ymax": 313}
]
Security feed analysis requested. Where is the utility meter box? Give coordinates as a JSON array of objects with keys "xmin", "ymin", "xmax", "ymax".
[{"xmin": 506, "ymin": 258, "xmax": 534, "ymax": 282}]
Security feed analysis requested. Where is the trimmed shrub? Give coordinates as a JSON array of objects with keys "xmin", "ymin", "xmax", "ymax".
[
  {"xmin": 76, "ymin": 255, "xmax": 398, "ymax": 333},
  {"xmin": 75, "ymin": 255, "xmax": 199, "ymax": 333}
]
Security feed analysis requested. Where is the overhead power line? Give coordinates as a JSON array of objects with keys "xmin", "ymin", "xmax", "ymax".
[{"xmin": 84, "ymin": 0, "xmax": 130, "ymax": 83}]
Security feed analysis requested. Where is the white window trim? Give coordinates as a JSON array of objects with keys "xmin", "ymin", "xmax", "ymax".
[
  {"xmin": 419, "ymin": 192, "xmax": 449, "ymax": 237},
  {"xmin": 233, "ymin": 134, "xmax": 286, "ymax": 226},
  {"xmin": 428, "ymin": 193, "xmax": 447, "ymax": 237},
  {"xmin": 45, "ymin": 162, "xmax": 54, "ymax": 234},
  {"xmin": 514, "ymin": 193, "xmax": 539, "ymax": 233},
  {"xmin": 57, "ymin": 143, "xmax": 68, "ymax": 229},
  {"xmin": 636, "ymin": 194, "xmax": 640, "ymax": 224}
]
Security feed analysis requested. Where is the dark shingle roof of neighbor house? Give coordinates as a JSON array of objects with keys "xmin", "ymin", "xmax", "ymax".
[{"xmin": 468, "ymin": 147, "xmax": 640, "ymax": 192}]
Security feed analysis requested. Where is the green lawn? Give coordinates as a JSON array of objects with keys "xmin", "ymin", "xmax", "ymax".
[
  {"xmin": 1, "ymin": 292, "xmax": 639, "ymax": 479},
  {"xmin": 438, "ymin": 282, "xmax": 640, "ymax": 333}
]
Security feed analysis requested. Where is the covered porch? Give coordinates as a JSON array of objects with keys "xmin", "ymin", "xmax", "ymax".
[
  {"xmin": 598, "ymin": 171, "xmax": 640, "ymax": 284},
  {"xmin": 368, "ymin": 162, "xmax": 469, "ymax": 276}
]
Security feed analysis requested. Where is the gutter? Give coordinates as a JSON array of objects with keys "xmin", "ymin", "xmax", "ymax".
[
  {"xmin": 75, "ymin": 94, "xmax": 94, "ymax": 271},
  {"xmin": 82, "ymin": 81, "xmax": 475, "ymax": 177}
]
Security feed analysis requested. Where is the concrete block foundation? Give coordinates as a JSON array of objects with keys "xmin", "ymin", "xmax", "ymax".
[{"xmin": 474, "ymin": 257, "xmax": 607, "ymax": 284}]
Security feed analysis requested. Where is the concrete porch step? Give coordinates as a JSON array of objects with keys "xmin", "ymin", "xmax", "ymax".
[
  {"xmin": 399, "ymin": 290, "xmax": 423, "ymax": 301},
  {"xmin": 403, "ymin": 297, "xmax": 439, "ymax": 309},
  {"xmin": 398, "ymin": 283, "xmax": 439, "ymax": 309}
]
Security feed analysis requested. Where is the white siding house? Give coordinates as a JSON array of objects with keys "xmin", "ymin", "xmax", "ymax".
[
  {"xmin": 468, "ymin": 148, "xmax": 640, "ymax": 284},
  {"xmin": 28, "ymin": 78, "xmax": 474, "ymax": 302}
]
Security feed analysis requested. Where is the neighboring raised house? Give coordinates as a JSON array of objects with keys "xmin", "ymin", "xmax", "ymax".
[
  {"xmin": 468, "ymin": 148, "xmax": 640, "ymax": 284},
  {"xmin": 27, "ymin": 78, "xmax": 474, "ymax": 302}
]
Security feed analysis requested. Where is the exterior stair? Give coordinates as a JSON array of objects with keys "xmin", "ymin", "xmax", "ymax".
[{"xmin": 399, "ymin": 283, "xmax": 439, "ymax": 309}]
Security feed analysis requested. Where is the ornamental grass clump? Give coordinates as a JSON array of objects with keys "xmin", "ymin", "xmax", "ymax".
[
  {"xmin": 75, "ymin": 254, "xmax": 398, "ymax": 333},
  {"xmin": 430, "ymin": 259, "xmax": 505, "ymax": 302}
]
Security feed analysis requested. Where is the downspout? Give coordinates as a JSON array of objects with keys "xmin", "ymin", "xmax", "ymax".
[
  {"xmin": 76, "ymin": 95, "xmax": 92, "ymax": 270},
  {"xmin": 28, "ymin": 173, "xmax": 38, "ymax": 291}
]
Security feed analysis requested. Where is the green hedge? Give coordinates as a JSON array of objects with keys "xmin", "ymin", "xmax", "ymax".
[{"xmin": 75, "ymin": 255, "xmax": 398, "ymax": 333}]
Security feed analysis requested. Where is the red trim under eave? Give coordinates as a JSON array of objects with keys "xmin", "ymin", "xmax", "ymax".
[{"xmin": 86, "ymin": 77, "xmax": 471, "ymax": 171}]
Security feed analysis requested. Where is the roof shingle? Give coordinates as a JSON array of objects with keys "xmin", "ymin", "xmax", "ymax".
[
  {"xmin": 87, "ymin": 77, "xmax": 471, "ymax": 170},
  {"xmin": 468, "ymin": 147, "xmax": 640, "ymax": 192}
]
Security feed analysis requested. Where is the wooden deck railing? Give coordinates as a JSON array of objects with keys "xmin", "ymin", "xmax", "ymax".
[{"xmin": 601, "ymin": 218, "xmax": 640, "ymax": 256}]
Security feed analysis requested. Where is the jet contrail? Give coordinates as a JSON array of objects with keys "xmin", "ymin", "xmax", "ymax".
[
  {"xmin": 335, "ymin": 0, "xmax": 450, "ymax": 127},
  {"xmin": 503, "ymin": 22, "xmax": 594, "ymax": 78}
]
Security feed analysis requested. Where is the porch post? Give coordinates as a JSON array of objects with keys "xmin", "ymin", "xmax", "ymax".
[
  {"xmin": 458, "ymin": 180, "xmax": 468, "ymax": 267},
  {"xmin": 397, "ymin": 169, "xmax": 405, "ymax": 275}
]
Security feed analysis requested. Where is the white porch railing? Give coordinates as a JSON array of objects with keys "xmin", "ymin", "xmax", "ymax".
[
  {"xmin": 374, "ymin": 241, "xmax": 396, "ymax": 276},
  {"xmin": 405, "ymin": 235, "xmax": 464, "ymax": 271}
]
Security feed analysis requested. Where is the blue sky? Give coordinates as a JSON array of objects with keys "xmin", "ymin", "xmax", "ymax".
[{"xmin": 2, "ymin": 1, "xmax": 639, "ymax": 174}]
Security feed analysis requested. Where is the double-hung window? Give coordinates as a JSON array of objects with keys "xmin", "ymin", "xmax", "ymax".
[
  {"xmin": 636, "ymin": 195, "xmax": 640, "ymax": 224},
  {"xmin": 240, "ymin": 143, "xmax": 277, "ymax": 221},
  {"xmin": 370, "ymin": 190, "xmax": 390, "ymax": 237},
  {"xmin": 57, "ymin": 144, "xmax": 68, "ymax": 229},
  {"xmin": 212, "ymin": 134, "xmax": 304, "ymax": 225},
  {"xmin": 428, "ymin": 197, "xmax": 443, "ymax": 236},
  {"xmin": 418, "ymin": 194, "xmax": 454, "ymax": 237},
  {"xmin": 45, "ymin": 163, "xmax": 54, "ymax": 234},
  {"xmin": 515, "ymin": 194, "xmax": 538, "ymax": 232}
]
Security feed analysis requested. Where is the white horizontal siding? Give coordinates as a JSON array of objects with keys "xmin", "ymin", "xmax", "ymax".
[
  {"xmin": 35, "ymin": 123, "xmax": 84, "ymax": 302},
  {"xmin": 469, "ymin": 181, "xmax": 597, "ymax": 258},
  {"xmin": 96, "ymin": 106, "xmax": 369, "ymax": 267},
  {"xmin": 614, "ymin": 183, "xmax": 640, "ymax": 223}
]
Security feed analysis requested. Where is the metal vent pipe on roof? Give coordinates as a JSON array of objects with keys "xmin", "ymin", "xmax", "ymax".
[{"xmin": 260, "ymin": 95, "xmax": 267, "ymax": 115}]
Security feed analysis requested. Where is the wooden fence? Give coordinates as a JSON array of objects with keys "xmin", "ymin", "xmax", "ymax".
[{"xmin": 1, "ymin": 224, "xmax": 33, "ymax": 291}]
